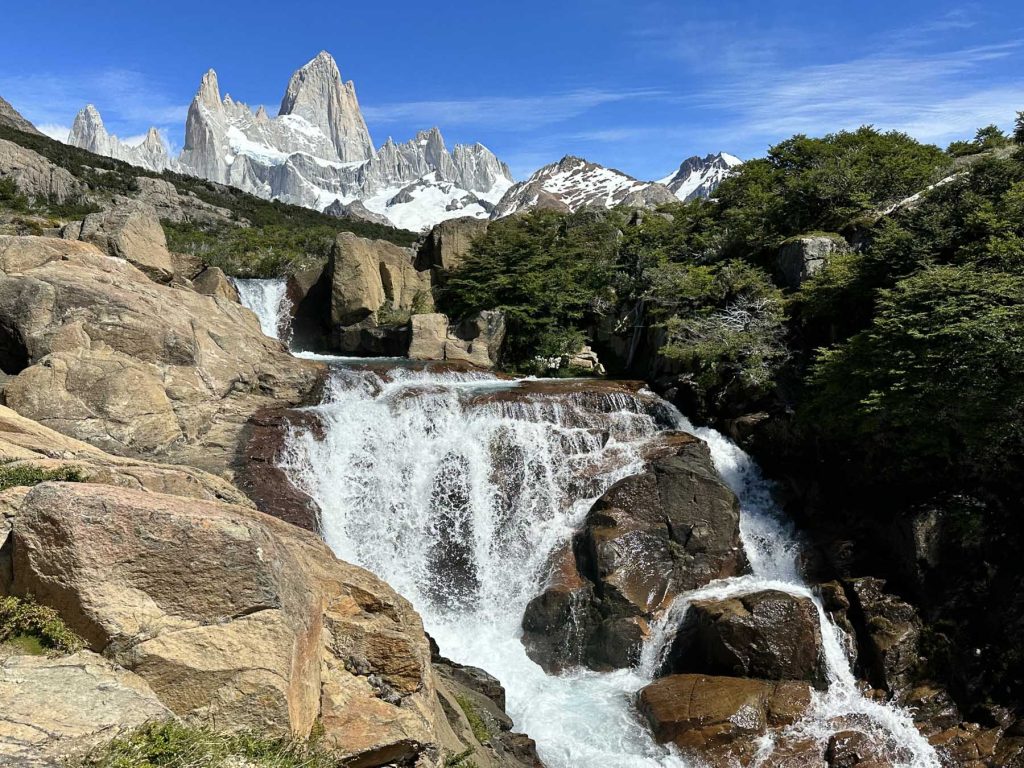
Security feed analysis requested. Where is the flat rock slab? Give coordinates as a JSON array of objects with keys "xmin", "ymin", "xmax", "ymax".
[{"xmin": 0, "ymin": 651, "xmax": 170, "ymax": 765}]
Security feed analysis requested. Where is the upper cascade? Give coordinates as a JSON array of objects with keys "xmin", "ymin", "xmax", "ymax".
[
  {"xmin": 491, "ymin": 154, "xmax": 676, "ymax": 218},
  {"xmin": 278, "ymin": 51, "xmax": 374, "ymax": 163},
  {"xmin": 68, "ymin": 104, "xmax": 171, "ymax": 172},
  {"xmin": 659, "ymin": 151, "xmax": 742, "ymax": 201}
]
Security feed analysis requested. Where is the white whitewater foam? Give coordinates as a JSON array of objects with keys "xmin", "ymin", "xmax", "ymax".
[
  {"xmin": 281, "ymin": 366, "xmax": 939, "ymax": 768},
  {"xmin": 232, "ymin": 277, "xmax": 292, "ymax": 341}
]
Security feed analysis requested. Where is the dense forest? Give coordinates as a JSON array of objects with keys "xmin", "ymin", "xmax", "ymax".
[{"xmin": 441, "ymin": 117, "xmax": 1024, "ymax": 717}]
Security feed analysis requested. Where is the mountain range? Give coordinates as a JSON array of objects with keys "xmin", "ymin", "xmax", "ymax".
[{"xmin": 64, "ymin": 52, "xmax": 739, "ymax": 230}]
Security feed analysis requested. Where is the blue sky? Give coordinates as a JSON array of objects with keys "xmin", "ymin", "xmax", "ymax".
[{"xmin": 1, "ymin": 0, "xmax": 1022, "ymax": 180}]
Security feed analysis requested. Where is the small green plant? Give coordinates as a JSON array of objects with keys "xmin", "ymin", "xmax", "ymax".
[
  {"xmin": 0, "ymin": 595, "xmax": 84, "ymax": 655},
  {"xmin": 454, "ymin": 694, "xmax": 491, "ymax": 745},
  {"xmin": 445, "ymin": 747, "xmax": 479, "ymax": 767},
  {"xmin": 0, "ymin": 463, "xmax": 84, "ymax": 491},
  {"xmin": 77, "ymin": 721, "xmax": 349, "ymax": 768}
]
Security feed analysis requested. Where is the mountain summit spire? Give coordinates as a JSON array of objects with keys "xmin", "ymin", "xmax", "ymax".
[{"xmin": 278, "ymin": 51, "xmax": 373, "ymax": 163}]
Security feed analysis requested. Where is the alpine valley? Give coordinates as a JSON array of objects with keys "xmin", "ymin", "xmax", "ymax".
[
  {"xmin": 65, "ymin": 51, "xmax": 737, "ymax": 231},
  {"xmin": 4, "ymin": 26, "xmax": 1024, "ymax": 768}
]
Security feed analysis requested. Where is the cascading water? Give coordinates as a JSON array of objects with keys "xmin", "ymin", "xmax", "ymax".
[
  {"xmin": 233, "ymin": 277, "xmax": 292, "ymax": 341},
  {"xmin": 280, "ymin": 364, "xmax": 941, "ymax": 768}
]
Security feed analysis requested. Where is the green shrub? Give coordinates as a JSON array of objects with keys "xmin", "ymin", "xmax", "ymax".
[
  {"xmin": 0, "ymin": 595, "xmax": 84, "ymax": 655},
  {"xmin": 77, "ymin": 721, "xmax": 349, "ymax": 768},
  {"xmin": 0, "ymin": 463, "xmax": 84, "ymax": 491}
]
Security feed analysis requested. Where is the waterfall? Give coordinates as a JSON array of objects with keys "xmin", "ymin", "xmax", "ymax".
[
  {"xmin": 280, "ymin": 364, "xmax": 940, "ymax": 768},
  {"xmin": 233, "ymin": 278, "xmax": 292, "ymax": 342}
]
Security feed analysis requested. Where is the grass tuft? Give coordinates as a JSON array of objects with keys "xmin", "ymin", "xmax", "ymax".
[
  {"xmin": 77, "ymin": 721, "xmax": 350, "ymax": 768},
  {"xmin": 0, "ymin": 595, "xmax": 84, "ymax": 655}
]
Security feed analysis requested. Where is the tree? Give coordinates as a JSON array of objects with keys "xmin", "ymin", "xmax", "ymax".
[
  {"xmin": 974, "ymin": 124, "xmax": 1009, "ymax": 150},
  {"xmin": 1015, "ymin": 110, "xmax": 1024, "ymax": 145}
]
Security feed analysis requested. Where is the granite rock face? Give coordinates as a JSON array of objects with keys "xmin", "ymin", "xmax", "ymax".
[
  {"xmin": 408, "ymin": 311, "xmax": 505, "ymax": 369},
  {"xmin": 278, "ymin": 50, "xmax": 374, "ymax": 163},
  {"xmin": 0, "ymin": 652, "xmax": 171, "ymax": 766},
  {"xmin": 777, "ymin": 234, "xmax": 849, "ymax": 289},
  {"xmin": 70, "ymin": 198, "xmax": 175, "ymax": 281},
  {"xmin": 0, "ymin": 235, "xmax": 323, "ymax": 472},
  {"xmin": 0, "ymin": 139, "xmax": 85, "ymax": 203},
  {"xmin": 68, "ymin": 105, "xmax": 171, "ymax": 172}
]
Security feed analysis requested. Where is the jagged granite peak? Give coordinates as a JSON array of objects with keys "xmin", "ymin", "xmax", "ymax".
[
  {"xmin": 659, "ymin": 152, "xmax": 742, "ymax": 201},
  {"xmin": 491, "ymin": 155, "xmax": 675, "ymax": 218},
  {"xmin": 68, "ymin": 104, "xmax": 171, "ymax": 172},
  {"xmin": 0, "ymin": 95, "xmax": 43, "ymax": 135},
  {"xmin": 278, "ymin": 50, "xmax": 373, "ymax": 163},
  {"xmin": 67, "ymin": 52, "xmax": 513, "ymax": 230}
]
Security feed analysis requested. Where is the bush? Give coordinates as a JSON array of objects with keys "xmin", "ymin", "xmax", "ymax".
[
  {"xmin": 0, "ymin": 463, "xmax": 84, "ymax": 491},
  {"xmin": 441, "ymin": 209, "xmax": 621, "ymax": 366},
  {"xmin": 76, "ymin": 721, "xmax": 347, "ymax": 768},
  {"xmin": 803, "ymin": 265, "xmax": 1024, "ymax": 487},
  {"xmin": 0, "ymin": 595, "xmax": 84, "ymax": 655}
]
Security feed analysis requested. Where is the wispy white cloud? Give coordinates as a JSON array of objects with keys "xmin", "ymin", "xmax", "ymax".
[
  {"xmin": 36, "ymin": 122, "xmax": 71, "ymax": 142},
  {"xmin": 704, "ymin": 41, "xmax": 1024, "ymax": 144},
  {"xmin": 362, "ymin": 88, "xmax": 668, "ymax": 132},
  {"xmin": 0, "ymin": 69, "xmax": 187, "ymax": 143}
]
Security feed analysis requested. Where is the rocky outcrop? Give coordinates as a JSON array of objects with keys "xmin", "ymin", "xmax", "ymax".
[
  {"xmin": 0, "ymin": 404, "xmax": 251, "ymax": 506},
  {"xmin": 330, "ymin": 232, "xmax": 430, "ymax": 326},
  {"xmin": 0, "ymin": 236, "xmax": 323, "ymax": 472},
  {"xmin": 4, "ymin": 480, "xmax": 531, "ymax": 767},
  {"xmin": 417, "ymin": 216, "xmax": 489, "ymax": 275},
  {"xmin": 521, "ymin": 433, "xmax": 745, "ymax": 671},
  {"xmin": 0, "ymin": 651, "xmax": 171, "ymax": 766},
  {"xmin": 408, "ymin": 311, "xmax": 505, "ymax": 369},
  {"xmin": 846, "ymin": 577, "xmax": 921, "ymax": 697},
  {"xmin": 68, "ymin": 198, "xmax": 175, "ymax": 281},
  {"xmin": 192, "ymin": 266, "xmax": 240, "ymax": 302},
  {"xmin": 0, "ymin": 139, "xmax": 85, "ymax": 203},
  {"xmin": 637, "ymin": 674, "xmax": 811, "ymax": 764},
  {"xmin": 0, "ymin": 96, "xmax": 43, "ymax": 136},
  {"xmin": 324, "ymin": 198, "xmax": 391, "ymax": 226},
  {"xmin": 658, "ymin": 590, "xmax": 827, "ymax": 686},
  {"xmin": 777, "ymin": 234, "xmax": 849, "ymax": 289},
  {"xmin": 235, "ymin": 407, "xmax": 324, "ymax": 533}
]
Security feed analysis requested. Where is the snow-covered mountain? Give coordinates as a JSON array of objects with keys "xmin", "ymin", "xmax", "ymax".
[
  {"xmin": 68, "ymin": 52, "xmax": 512, "ymax": 232},
  {"xmin": 491, "ymin": 155, "xmax": 676, "ymax": 218},
  {"xmin": 68, "ymin": 105, "xmax": 171, "ymax": 172},
  {"xmin": 659, "ymin": 152, "xmax": 742, "ymax": 202}
]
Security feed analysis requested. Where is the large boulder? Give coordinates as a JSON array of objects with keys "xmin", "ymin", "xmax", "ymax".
[
  {"xmin": 522, "ymin": 433, "xmax": 745, "ymax": 671},
  {"xmin": 846, "ymin": 577, "xmax": 921, "ymax": 697},
  {"xmin": 191, "ymin": 266, "xmax": 240, "ymax": 303},
  {"xmin": 70, "ymin": 198, "xmax": 176, "ymax": 281},
  {"xmin": 0, "ymin": 236, "xmax": 323, "ymax": 472},
  {"xmin": 9, "ymin": 482, "xmax": 448, "ymax": 765},
  {"xmin": 658, "ymin": 590, "xmax": 827, "ymax": 686},
  {"xmin": 417, "ymin": 217, "xmax": 489, "ymax": 275},
  {"xmin": 777, "ymin": 234, "xmax": 849, "ymax": 289},
  {"xmin": 637, "ymin": 674, "xmax": 811, "ymax": 764},
  {"xmin": 329, "ymin": 232, "xmax": 432, "ymax": 327},
  {"xmin": 0, "ymin": 651, "xmax": 171, "ymax": 766},
  {"xmin": 408, "ymin": 311, "xmax": 506, "ymax": 369}
]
